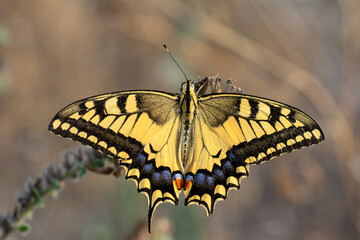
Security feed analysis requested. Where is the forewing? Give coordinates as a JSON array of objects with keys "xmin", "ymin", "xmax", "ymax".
[
  {"xmin": 185, "ymin": 93, "xmax": 324, "ymax": 214},
  {"xmin": 48, "ymin": 91, "xmax": 183, "ymax": 229}
]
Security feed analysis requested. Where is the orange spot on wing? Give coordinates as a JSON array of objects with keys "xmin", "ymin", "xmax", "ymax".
[
  {"xmin": 184, "ymin": 178, "xmax": 192, "ymax": 190},
  {"xmin": 174, "ymin": 178, "xmax": 184, "ymax": 190}
]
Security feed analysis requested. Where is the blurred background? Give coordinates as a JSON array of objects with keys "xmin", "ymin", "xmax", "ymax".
[{"xmin": 0, "ymin": 1, "xmax": 359, "ymax": 240}]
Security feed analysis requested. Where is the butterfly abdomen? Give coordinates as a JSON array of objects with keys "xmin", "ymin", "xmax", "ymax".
[
  {"xmin": 180, "ymin": 119, "xmax": 193, "ymax": 169},
  {"xmin": 179, "ymin": 84, "xmax": 198, "ymax": 170}
]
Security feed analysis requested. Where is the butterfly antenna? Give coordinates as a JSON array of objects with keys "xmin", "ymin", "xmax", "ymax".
[{"xmin": 163, "ymin": 44, "xmax": 190, "ymax": 81}]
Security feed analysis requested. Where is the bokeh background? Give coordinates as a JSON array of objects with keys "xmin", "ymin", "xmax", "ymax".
[{"xmin": 0, "ymin": 1, "xmax": 359, "ymax": 240}]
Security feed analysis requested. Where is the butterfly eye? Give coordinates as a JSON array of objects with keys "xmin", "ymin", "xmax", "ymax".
[{"xmin": 180, "ymin": 82, "xmax": 187, "ymax": 93}]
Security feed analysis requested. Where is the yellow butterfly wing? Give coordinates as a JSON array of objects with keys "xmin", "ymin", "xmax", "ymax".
[
  {"xmin": 48, "ymin": 91, "xmax": 184, "ymax": 228},
  {"xmin": 184, "ymin": 93, "xmax": 324, "ymax": 214}
]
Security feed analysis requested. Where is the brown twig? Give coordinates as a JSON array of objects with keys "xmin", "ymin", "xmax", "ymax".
[{"xmin": 0, "ymin": 147, "xmax": 116, "ymax": 240}]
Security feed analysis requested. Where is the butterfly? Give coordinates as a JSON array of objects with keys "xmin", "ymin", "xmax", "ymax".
[{"xmin": 48, "ymin": 76, "xmax": 324, "ymax": 232}]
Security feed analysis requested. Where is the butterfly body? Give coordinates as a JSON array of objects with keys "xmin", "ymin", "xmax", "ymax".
[
  {"xmin": 49, "ymin": 77, "xmax": 324, "ymax": 232},
  {"xmin": 179, "ymin": 81, "xmax": 197, "ymax": 172}
]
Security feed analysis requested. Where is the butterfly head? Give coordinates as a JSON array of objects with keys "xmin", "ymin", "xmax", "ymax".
[{"xmin": 180, "ymin": 80, "xmax": 195, "ymax": 95}]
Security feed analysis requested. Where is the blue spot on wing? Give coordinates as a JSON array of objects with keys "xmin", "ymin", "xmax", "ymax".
[
  {"xmin": 214, "ymin": 168, "xmax": 223, "ymax": 177},
  {"xmin": 223, "ymin": 161, "xmax": 231, "ymax": 170},
  {"xmin": 153, "ymin": 171, "xmax": 161, "ymax": 182},
  {"xmin": 162, "ymin": 170, "xmax": 171, "ymax": 182},
  {"xmin": 174, "ymin": 173, "xmax": 183, "ymax": 180},
  {"xmin": 228, "ymin": 152, "xmax": 236, "ymax": 162},
  {"xmin": 206, "ymin": 176, "xmax": 214, "ymax": 185},
  {"xmin": 137, "ymin": 153, "xmax": 147, "ymax": 164},
  {"xmin": 185, "ymin": 174, "xmax": 193, "ymax": 182},
  {"xmin": 144, "ymin": 163, "xmax": 153, "ymax": 173},
  {"xmin": 194, "ymin": 173, "xmax": 205, "ymax": 185}
]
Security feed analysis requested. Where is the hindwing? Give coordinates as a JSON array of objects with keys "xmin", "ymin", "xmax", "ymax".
[
  {"xmin": 48, "ymin": 91, "xmax": 184, "ymax": 228},
  {"xmin": 184, "ymin": 93, "xmax": 324, "ymax": 214}
]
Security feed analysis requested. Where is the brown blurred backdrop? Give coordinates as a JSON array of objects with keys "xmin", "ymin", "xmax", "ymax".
[{"xmin": 0, "ymin": 1, "xmax": 359, "ymax": 240}]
